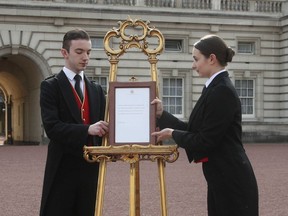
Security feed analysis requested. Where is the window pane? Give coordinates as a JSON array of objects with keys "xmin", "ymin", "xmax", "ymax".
[
  {"xmin": 236, "ymin": 89, "xmax": 240, "ymax": 96},
  {"xmin": 163, "ymin": 87, "xmax": 169, "ymax": 95},
  {"xmin": 169, "ymin": 106, "xmax": 175, "ymax": 114},
  {"xmin": 91, "ymin": 37, "xmax": 104, "ymax": 49},
  {"xmin": 170, "ymin": 97, "xmax": 176, "ymax": 105},
  {"xmin": 242, "ymin": 80, "xmax": 247, "ymax": 88},
  {"xmin": 163, "ymin": 97, "xmax": 168, "ymax": 104},
  {"xmin": 163, "ymin": 78, "xmax": 169, "ymax": 86},
  {"xmin": 248, "ymin": 89, "xmax": 253, "ymax": 97},
  {"xmin": 242, "ymin": 105, "xmax": 247, "ymax": 114},
  {"xmin": 165, "ymin": 39, "xmax": 183, "ymax": 52},
  {"xmin": 238, "ymin": 42, "xmax": 254, "ymax": 54},
  {"xmin": 241, "ymin": 89, "xmax": 247, "ymax": 97},
  {"xmin": 247, "ymin": 106, "xmax": 253, "ymax": 114},
  {"xmin": 236, "ymin": 79, "xmax": 254, "ymax": 115},
  {"xmin": 177, "ymin": 87, "xmax": 182, "ymax": 96},
  {"xmin": 176, "ymin": 98, "xmax": 182, "ymax": 105},
  {"xmin": 235, "ymin": 80, "xmax": 240, "ymax": 88},
  {"xmin": 170, "ymin": 79, "xmax": 176, "ymax": 86},
  {"xmin": 176, "ymin": 106, "xmax": 182, "ymax": 114},
  {"xmin": 248, "ymin": 80, "xmax": 253, "ymax": 88},
  {"xmin": 162, "ymin": 78, "xmax": 184, "ymax": 116},
  {"xmin": 170, "ymin": 87, "xmax": 176, "ymax": 95}
]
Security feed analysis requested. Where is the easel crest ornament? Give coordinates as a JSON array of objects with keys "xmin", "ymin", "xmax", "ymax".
[{"xmin": 104, "ymin": 17, "xmax": 164, "ymax": 59}]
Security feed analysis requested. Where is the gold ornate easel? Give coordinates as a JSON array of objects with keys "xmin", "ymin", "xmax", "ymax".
[{"xmin": 83, "ymin": 17, "xmax": 179, "ymax": 216}]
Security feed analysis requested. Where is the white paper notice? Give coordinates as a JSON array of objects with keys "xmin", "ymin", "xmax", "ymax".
[{"xmin": 115, "ymin": 87, "xmax": 150, "ymax": 143}]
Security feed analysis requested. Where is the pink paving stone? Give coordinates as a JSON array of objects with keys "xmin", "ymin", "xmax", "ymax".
[{"xmin": 0, "ymin": 144, "xmax": 288, "ymax": 216}]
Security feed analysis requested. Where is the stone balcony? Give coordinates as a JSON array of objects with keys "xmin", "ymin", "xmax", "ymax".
[{"xmin": 2, "ymin": 0, "xmax": 286, "ymax": 13}]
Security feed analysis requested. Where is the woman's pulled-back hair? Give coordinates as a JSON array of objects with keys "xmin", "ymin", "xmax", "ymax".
[
  {"xmin": 194, "ymin": 34, "xmax": 235, "ymax": 67},
  {"xmin": 62, "ymin": 29, "xmax": 90, "ymax": 52}
]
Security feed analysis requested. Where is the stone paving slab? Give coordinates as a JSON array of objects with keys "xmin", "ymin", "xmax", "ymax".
[{"xmin": 0, "ymin": 144, "xmax": 288, "ymax": 216}]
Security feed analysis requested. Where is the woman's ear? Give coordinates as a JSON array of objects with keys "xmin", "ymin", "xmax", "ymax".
[{"xmin": 209, "ymin": 54, "xmax": 217, "ymax": 65}]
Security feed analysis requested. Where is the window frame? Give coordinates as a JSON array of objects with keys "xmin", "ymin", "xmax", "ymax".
[
  {"xmin": 236, "ymin": 37, "xmax": 260, "ymax": 55},
  {"xmin": 162, "ymin": 77, "xmax": 185, "ymax": 118},
  {"xmin": 165, "ymin": 39, "xmax": 184, "ymax": 52},
  {"xmin": 91, "ymin": 36, "xmax": 105, "ymax": 50},
  {"xmin": 235, "ymin": 79, "xmax": 255, "ymax": 117},
  {"xmin": 238, "ymin": 42, "xmax": 255, "ymax": 54}
]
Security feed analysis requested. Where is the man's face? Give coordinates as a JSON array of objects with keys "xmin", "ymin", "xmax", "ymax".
[{"xmin": 61, "ymin": 39, "xmax": 92, "ymax": 73}]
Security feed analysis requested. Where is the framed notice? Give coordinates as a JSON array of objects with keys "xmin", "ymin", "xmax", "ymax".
[{"xmin": 109, "ymin": 81, "xmax": 156, "ymax": 145}]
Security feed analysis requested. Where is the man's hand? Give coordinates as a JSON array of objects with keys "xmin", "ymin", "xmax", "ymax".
[{"xmin": 88, "ymin": 121, "xmax": 109, "ymax": 137}]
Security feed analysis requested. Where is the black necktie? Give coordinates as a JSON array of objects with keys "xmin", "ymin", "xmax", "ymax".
[{"xmin": 74, "ymin": 74, "xmax": 83, "ymax": 102}]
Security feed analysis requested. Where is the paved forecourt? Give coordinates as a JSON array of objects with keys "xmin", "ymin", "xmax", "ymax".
[{"xmin": 0, "ymin": 143, "xmax": 287, "ymax": 216}]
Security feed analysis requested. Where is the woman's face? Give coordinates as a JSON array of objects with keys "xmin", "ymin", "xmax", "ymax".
[{"xmin": 192, "ymin": 48, "xmax": 211, "ymax": 78}]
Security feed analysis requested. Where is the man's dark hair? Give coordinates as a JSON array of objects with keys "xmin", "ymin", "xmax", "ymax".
[{"xmin": 62, "ymin": 29, "xmax": 90, "ymax": 52}]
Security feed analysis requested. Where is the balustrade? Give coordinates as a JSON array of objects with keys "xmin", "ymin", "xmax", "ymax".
[
  {"xmin": 25, "ymin": 0, "xmax": 288, "ymax": 13},
  {"xmin": 221, "ymin": 0, "xmax": 249, "ymax": 11}
]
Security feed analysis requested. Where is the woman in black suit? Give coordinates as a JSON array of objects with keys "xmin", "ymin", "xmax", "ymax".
[{"xmin": 152, "ymin": 35, "xmax": 258, "ymax": 216}]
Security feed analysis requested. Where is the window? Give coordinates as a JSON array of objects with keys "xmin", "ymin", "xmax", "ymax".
[
  {"xmin": 91, "ymin": 37, "xmax": 104, "ymax": 49},
  {"xmin": 89, "ymin": 76, "xmax": 108, "ymax": 94},
  {"xmin": 235, "ymin": 79, "xmax": 254, "ymax": 115},
  {"xmin": 238, "ymin": 41, "xmax": 255, "ymax": 54},
  {"xmin": 162, "ymin": 78, "xmax": 184, "ymax": 117},
  {"xmin": 165, "ymin": 39, "xmax": 183, "ymax": 52}
]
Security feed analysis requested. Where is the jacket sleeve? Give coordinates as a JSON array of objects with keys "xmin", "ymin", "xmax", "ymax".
[
  {"xmin": 158, "ymin": 110, "xmax": 188, "ymax": 130},
  {"xmin": 172, "ymin": 85, "xmax": 239, "ymax": 155}
]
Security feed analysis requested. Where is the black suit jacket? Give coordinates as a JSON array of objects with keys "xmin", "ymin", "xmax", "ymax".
[
  {"xmin": 39, "ymin": 71, "xmax": 106, "ymax": 216},
  {"xmin": 158, "ymin": 71, "xmax": 243, "ymax": 162}
]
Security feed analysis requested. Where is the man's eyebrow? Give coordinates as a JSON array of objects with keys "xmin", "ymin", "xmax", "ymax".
[{"xmin": 75, "ymin": 48, "xmax": 91, "ymax": 52}]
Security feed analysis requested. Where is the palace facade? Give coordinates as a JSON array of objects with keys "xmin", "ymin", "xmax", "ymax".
[{"xmin": 0, "ymin": 0, "xmax": 288, "ymax": 144}]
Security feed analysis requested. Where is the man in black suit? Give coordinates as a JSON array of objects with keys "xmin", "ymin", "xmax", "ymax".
[
  {"xmin": 152, "ymin": 35, "xmax": 258, "ymax": 216},
  {"xmin": 39, "ymin": 29, "xmax": 108, "ymax": 216}
]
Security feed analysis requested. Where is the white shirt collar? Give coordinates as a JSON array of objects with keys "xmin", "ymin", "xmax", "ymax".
[
  {"xmin": 205, "ymin": 69, "xmax": 226, "ymax": 88},
  {"xmin": 63, "ymin": 67, "xmax": 84, "ymax": 81}
]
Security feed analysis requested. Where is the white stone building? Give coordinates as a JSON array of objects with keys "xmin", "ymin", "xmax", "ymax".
[{"xmin": 0, "ymin": 0, "xmax": 287, "ymax": 144}]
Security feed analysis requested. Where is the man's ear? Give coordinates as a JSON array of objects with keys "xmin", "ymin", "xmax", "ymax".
[{"xmin": 60, "ymin": 48, "xmax": 68, "ymax": 58}]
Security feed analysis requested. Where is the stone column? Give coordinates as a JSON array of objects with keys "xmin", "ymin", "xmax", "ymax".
[
  {"xmin": 211, "ymin": 0, "xmax": 221, "ymax": 10},
  {"xmin": 135, "ymin": 0, "xmax": 145, "ymax": 6},
  {"xmin": 175, "ymin": 0, "xmax": 182, "ymax": 8}
]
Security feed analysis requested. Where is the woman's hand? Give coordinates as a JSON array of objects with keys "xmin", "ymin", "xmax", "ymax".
[
  {"xmin": 151, "ymin": 97, "xmax": 164, "ymax": 118},
  {"xmin": 152, "ymin": 128, "xmax": 174, "ymax": 143}
]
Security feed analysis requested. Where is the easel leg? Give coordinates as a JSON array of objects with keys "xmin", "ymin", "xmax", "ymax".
[
  {"xmin": 130, "ymin": 162, "xmax": 138, "ymax": 216},
  {"xmin": 158, "ymin": 159, "xmax": 167, "ymax": 216},
  {"xmin": 94, "ymin": 159, "xmax": 107, "ymax": 216},
  {"xmin": 135, "ymin": 161, "xmax": 140, "ymax": 216}
]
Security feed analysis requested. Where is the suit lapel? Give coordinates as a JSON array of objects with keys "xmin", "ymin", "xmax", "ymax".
[
  {"xmin": 56, "ymin": 71, "xmax": 82, "ymax": 123},
  {"xmin": 188, "ymin": 71, "xmax": 229, "ymax": 125},
  {"xmin": 188, "ymin": 90, "xmax": 207, "ymax": 126}
]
